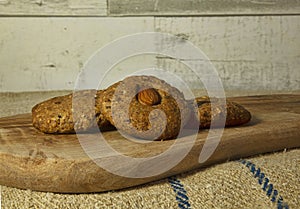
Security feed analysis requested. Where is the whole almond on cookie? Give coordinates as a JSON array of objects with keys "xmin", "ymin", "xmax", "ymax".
[
  {"xmin": 100, "ymin": 76, "xmax": 191, "ymax": 140},
  {"xmin": 137, "ymin": 88, "xmax": 161, "ymax": 106}
]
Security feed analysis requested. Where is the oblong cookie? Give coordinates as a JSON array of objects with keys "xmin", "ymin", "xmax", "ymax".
[
  {"xmin": 187, "ymin": 96, "xmax": 251, "ymax": 128},
  {"xmin": 32, "ymin": 90, "xmax": 113, "ymax": 134},
  {"xmin": 100, "ymin": 76, "xmax": 191, "ymax": 140}
]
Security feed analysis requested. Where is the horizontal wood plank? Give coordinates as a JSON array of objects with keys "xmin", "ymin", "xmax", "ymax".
[
  {"xmin": 0, "ymin": 17, "xmax": 155, "ymax": 92},
  {"xmin": 0, "ymin": 95, "xmax": 300, "ymax": 192},
  {"xmin": 155, "ymin": 16, "xmax": 300, "ymax": 91},
  {"xmin": 1, "ymin": 0, "xmax": 300, "ymax": 16},
  {"xmin": 0, "ymin": 0, "xmax": 107, "ymax": 16},
  {"xmin": 109, "ymin": 0, "xmax": 300, "ymax": 16},
  {"xmin": 0, "ymin": 16, "xmax": 299, "ymax": 93}
]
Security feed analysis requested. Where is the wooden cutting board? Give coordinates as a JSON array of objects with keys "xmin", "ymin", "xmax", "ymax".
[{"xmin": 0, "ymin": 95, "xmax": 300, "ymax": 193}]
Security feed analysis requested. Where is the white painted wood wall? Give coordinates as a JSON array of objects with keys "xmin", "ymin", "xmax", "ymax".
[{"xmin": 0, "ymin": 0, "xmax": 299, "ymax": 94}]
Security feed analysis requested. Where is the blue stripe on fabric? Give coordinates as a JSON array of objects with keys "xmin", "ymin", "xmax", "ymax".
[
  {"xmin": 238, "ymin": 159, "xmax": 290, "ymax": 209},
  {"xmin": 168, "ymin": 176, "xmax": 191, "ymax": 209}
]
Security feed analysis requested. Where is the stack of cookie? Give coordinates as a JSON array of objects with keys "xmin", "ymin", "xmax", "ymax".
[{"xmin": 32, "ymin": 76, "xmax": 251, "ymax": 140}]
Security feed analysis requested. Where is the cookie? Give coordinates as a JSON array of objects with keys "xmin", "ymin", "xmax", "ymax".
[
  {"xmin": 100, "ymin": 76, "xmax": 190, "ymax": 140},
  {"xmin": 187, "ymin": 96, "xmax": 251, "ymax": 128},
  {"xmin": 32, "ymin": 90, "xmax": 113, "ymax": 134}
]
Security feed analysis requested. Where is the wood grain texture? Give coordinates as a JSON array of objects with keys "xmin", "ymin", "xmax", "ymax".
[
  {"xmin": 0, "ymin": 17, "xmax": 155, "ymax": 92},
  {"xmin": 155, "ymin": 16, "xmax": 300, "ymax": 91},
  {"xmin": 1, "ymin": 16, "xmax": 300, "ymax": 93},
  {"xmin": 109, "ymin": 0, "xmax": 300, "ymax": 16},
  {"xmin": 0, "ymin": 0, "xmax": 107, "ymax": 16},
  {"xmin": 0, "ymin": 95, "xmax": 300, "ymax": 193}
]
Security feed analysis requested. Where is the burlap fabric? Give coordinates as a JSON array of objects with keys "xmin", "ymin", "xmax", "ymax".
[{"xmin": 0, "ymin": 92, "xmax": 299, "ymax": 209}]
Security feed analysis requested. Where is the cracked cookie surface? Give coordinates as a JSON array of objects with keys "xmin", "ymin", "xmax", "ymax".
[
  {"xmin": 187, "ymin": 96, "xmax": 251, "ymax": 128},
  {"xmin": 32, "ymin": 90, "xmax": 113, "ymax": 134},
  {"xmin": 100, "ymin": 76, "xmax": 190, "ymax": 140}
]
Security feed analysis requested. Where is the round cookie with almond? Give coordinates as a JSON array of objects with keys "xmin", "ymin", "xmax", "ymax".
[{"xmin": 100, "ymin": 76, "xmax": 190, "ymax": 140}]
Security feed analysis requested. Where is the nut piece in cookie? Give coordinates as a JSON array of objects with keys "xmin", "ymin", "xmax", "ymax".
[
  {"xmin": 137, "ymin": 88, "xmax": 161, "ymax": 106},
  {"xmin": 100, "ymin": 76, "xmax": 190, "ymax": 140},
  {"xmin": 187, "ymin": 96, "xmax": 251, "ymax": 129},
  {"xmin": 32, "ymin": 90, "xmax": 113, "ymax": 134}
]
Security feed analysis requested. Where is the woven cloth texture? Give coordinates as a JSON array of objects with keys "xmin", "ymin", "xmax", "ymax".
[{"xmin": 0, "ymin": 92, "xmax": 299, "ymax": 209}]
